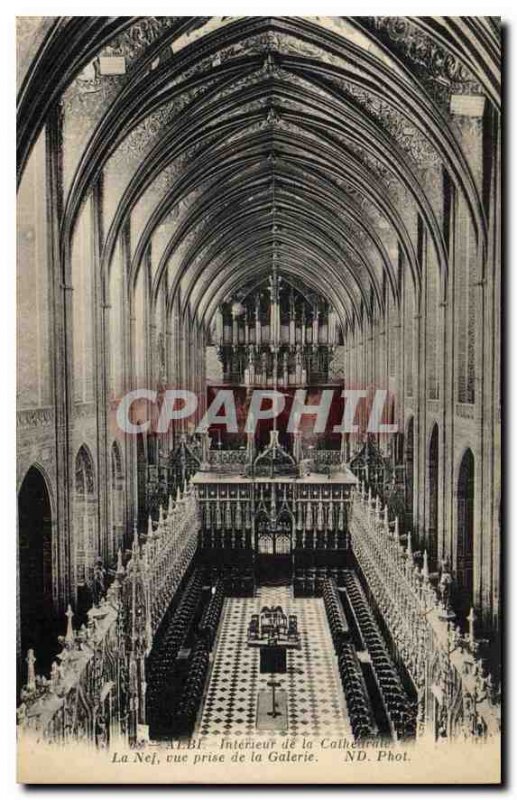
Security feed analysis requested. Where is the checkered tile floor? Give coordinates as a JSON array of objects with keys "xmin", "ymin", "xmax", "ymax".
[{"xmin": 197, "ymin": 587, "xmax": 351, "ymax": 737}]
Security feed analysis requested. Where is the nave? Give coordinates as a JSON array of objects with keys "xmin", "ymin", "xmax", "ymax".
[{"xmin": 16, "ymin": 16, "xmax": 501, "ymax": 753}]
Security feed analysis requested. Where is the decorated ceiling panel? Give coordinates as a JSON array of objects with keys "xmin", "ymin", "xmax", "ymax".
[{"xmin": 17, "ymin": 16, "xmax": 499, "ymax": 332}]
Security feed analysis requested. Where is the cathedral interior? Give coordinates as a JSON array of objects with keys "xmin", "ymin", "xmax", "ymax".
[{"xmin": 17, "ymin": 17, "xmax": 501, "ymax": 746}]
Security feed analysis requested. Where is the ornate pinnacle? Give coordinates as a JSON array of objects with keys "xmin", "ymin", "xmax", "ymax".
[
  {"xmin": 406, "ymin": 531, "xmax": 413, "ymax": 561},
  {"xmin": 26, "ymin": 649, "xmax": 36, "ymax": 691},
  {"xmin": 168, "ymin": 494, "xmax": 174, "ymax": 516},
  {"xmin": 147, "ymin": 514, "xmax": 154, "ymax": 537},
  {"xmin": 50, "ymin": 661, "xmax": 60, "ymax": 692},
  {"xmin": 116, "ymin": 548, "xmax": 124, "ymax": 576},
  {"xmin": 132, "ymin": 522, "xmax": 139, "ymax": 555},
  {"xmin": 65, "ymin": 604, "xmax": 74, "ymax": 645},
  {"xmin": 467, "ymin": 607, "xmax": 476, "ymax": 650},
  {"xmin": 422, "ymin": 549, "xmax": 429, "ymax": 582}
]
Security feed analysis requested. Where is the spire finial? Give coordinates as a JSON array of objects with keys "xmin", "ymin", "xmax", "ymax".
[
  {"xmin": 26, "ymin": 649, "xmax": 36, "ymax": 691},
  {"xmin": 50, "ymin": 661, "xmax": 59, "ymax": 691},
  {"xmin": 422, "ymin": 549, "xmax": 429, "ymax": 581},
  {"xmin": 406, "ymin": 530, "xmax": 413, "ymax": 561},
  {"xmin": 467, "ymin": 607, "xmax": 476, "ymax": 649},
  {"xmin": 65, "ymin": 604, "xmax": 74, "ymax": 645}
]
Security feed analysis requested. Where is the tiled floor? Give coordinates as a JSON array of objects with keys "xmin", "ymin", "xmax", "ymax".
[{"xmin": 197, "ymin": 587, "xmax": 351, "ymax": 737}]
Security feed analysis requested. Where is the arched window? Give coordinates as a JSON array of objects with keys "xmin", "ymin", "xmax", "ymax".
[
  {"xmin": 428, "ymin": 424, "xmax": 439, "ymax": 566},
  {"xmin": 427, "ymin": 248, "xmax": 441, "ymax": 400},
  {"xmin": 110, "ymin": 441, "xmax": 125, "ymax": 559},
  {"xmin": 405, "ymin": 416, "xmax": 414, "ymax": 529},
  {"xmin": 74, "ymin": 445, "xmax": 97, "ymax": 589},
  {"xmin": 405, "ymin": 276, "xmax": 415, "ymax": 398},
  {"xmin": 136, "ymin": 432, "xmax": 147, "ymax": 527},
  {"xmin": 456, "ymin": 202, "xmax": 477, "ymax": 404},
  {"xmin": 275, "ymin": 534, "xmax": 291, "ymax": 555},
  {"xmin": 258, "ymin": 534, "xmax": 274, "ymax": 554},
  {"xmin": 456, "ymin": 448, "xmax": 475, "ymax": 619}
]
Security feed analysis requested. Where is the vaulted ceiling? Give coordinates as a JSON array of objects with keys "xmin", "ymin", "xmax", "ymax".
[{"xmin": 17, "ymin": 16, "xmax": 500, "ymax": 332}]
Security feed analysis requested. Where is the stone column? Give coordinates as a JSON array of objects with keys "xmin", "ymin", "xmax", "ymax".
[
  {"xmin": 46, "ymin": 104, "xmax": 73, "ymax": 610},
  {"xmin": 91, "ymin": 175, "xmax": 110, "ymax": 563},
  {"xmin": 125, "ymin": 223, "xmax": 139, "ymax": 529}
]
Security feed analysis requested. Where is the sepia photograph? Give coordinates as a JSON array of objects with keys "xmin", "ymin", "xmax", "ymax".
[{"xmin": 14, "ymin": 13, "xmax": 502, "ymax": 785}]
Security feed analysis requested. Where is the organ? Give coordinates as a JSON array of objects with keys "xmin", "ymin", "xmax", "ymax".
[{"xmin": 213, "ymin": 279, "xmax": 342, "ymax": 387}]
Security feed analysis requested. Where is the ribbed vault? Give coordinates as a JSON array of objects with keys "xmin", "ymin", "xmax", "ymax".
[{"xmin": 17, "ymin": 15, "xmax": 500, "ymax": 336}]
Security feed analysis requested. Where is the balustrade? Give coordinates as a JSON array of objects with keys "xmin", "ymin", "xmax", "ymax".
[
  {"xmin": 350, "ymin": 485, "xmax": 500, "ymax": 739},
  {"xmin": 17, "ymin": 584, "xmax": 125, "ymax": 745},
  {"xmin": 18, "ymin": 483, "xmax": 201, "ymax": 745},
  {"xmin": 206, "ymin": 449, "xmax": 249, "ymax": 474},
  {"xmin": 302, "ymin": 449, "xmax": 344, "ymax": 470}
]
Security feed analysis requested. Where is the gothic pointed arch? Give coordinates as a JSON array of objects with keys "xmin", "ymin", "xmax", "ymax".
[
  {"xmin": 73, "ymin": 444, "xmax": 98, "ymax": 608},
  {"xmin": 17, "ymin": 465, "xmax": 57, "ymax": 691},
  {"xmin": 110, "ymin": 440, "xmax": 126, "ymax": 558}
]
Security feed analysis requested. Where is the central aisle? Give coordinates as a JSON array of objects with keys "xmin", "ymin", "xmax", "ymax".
[{"xmin": 197, "ymin": 587, "xmax": 351, "ymax": 737}]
